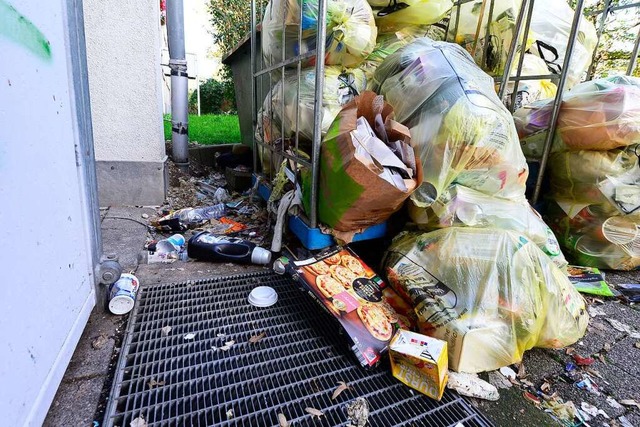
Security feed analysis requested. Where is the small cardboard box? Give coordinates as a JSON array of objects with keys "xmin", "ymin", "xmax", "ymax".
[{"xmin": 390, "ymin": 330, "xmax": 448, "ymax": 401}]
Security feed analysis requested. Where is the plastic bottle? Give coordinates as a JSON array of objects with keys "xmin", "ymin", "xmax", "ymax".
[
  {"xmin": 187, "ymin": 231, "xmax": 272, "ymax": 265},
  {"xmin": 177, "ymin": 204, "xmax": 226, "ymax": 226}
]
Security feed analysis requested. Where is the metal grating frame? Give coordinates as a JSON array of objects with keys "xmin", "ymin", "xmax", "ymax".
[{"xmin": 104, "ymin": 271, "xmax": 494, "ymax": 427}]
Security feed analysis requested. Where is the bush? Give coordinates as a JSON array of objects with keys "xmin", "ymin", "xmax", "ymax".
[{"xmin": 190, "ymin": 78, "xmax": 224, "ymax": 114}]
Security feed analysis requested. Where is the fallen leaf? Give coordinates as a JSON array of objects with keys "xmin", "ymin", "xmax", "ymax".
[
  {"xmin": 130, "ymin": 416, "xmax": 147, "ymax": 427},
  {"xmin": 598, "ymin": 354, "xmax": 607, "ymax": 364},
  {"xmin": 606, "ymin": 318, "xmax": 631, "ymax": 334},
  {"xmin": 517, "ymin": 363, "xmax": 526, "ymax": 379},
  {"xmin": 305, "ymin": 407, "xmax": 324, "ymax": 417},
  {"xmin": 184, "ymin": 333, "xmax": 196, "ymax": 340},
  {"xmin": 573, "ymin": 354, "xmax": 595, "ymax": 366},
  {"xmin": 91, "ymin": 334, "xmax": 109, "ymax": 350},
  {"xmin": 332, "ymin": 381, "xmax": 350, "ymax": 400},
  {"xmin": 161, "ymin": 326, "xmax": 172, "ymax": 337},
  {"xmin": 541, "ymin": 382, "xmax": 551, "ymax": 392},
  {"xmin": 565, "ymin": 347, "xmax": 575, "ymax": 355},
  {"xmin": 147, "ymin": 378, "xmax": 165, "ymax": 389},
  {"xmin": 586, "ymin": 368, "xmax": 602, "ymax": 379},
  {"xmin": 619, "ymin": 399, "xmax": 640, "ymax": 409},
  {"xmin": 635, "ymin": 341, "xmax": 640, "ymax": 349},
  {"xmin": 278, "ymin": 413, "xmax": 289, "ymax": 427},
  {"xmin": 249, "ymin": 332, "xmax": 266, "ymax": 344},
  {"xmin": 226, "ymin": 409, "xmax": 234, "ymax": 419}
]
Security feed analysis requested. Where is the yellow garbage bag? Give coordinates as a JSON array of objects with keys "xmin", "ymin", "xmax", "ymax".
[
  {"xmin": 261, "ymin": 0, "xmax": 377, "ymax": 68},
  {"xmin": 368, "ymin": 0, "xmax": 452, "ymax": 34},
  {"xmin": 383, "ymin": 227, "xmax": 588, "ymax": 373}
]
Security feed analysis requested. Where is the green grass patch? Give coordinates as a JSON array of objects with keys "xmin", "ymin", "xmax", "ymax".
[{"xmin": 164, "ymin": 114, "xmax": 241, "ymax": 145}]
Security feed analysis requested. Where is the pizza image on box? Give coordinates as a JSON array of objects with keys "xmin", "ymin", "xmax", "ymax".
[
  {"xmin": 308, "ymin": 260, "xmax": 330, "ymax": 275},
  {"xmin": 342, "ymin": 254, "xmax": 368, "ymax": 277},
  {"xmin": 358, "ymin": 303, "xmax": 393, "ymax": 341},
  {"xmin": 315, "ymin": 274, "xmax": 346, "ymax": 298},
  {"xmin": 330, "ymin": 265, "xmax": 358, "ymax": 289}
]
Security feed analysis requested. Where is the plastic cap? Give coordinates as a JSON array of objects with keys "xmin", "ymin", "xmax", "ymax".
[
  {"xmin": 109, "ymin": 295, "xmax": 135, "ymax": 315},
  {"xmin": 248, "ymin": 286, "xmax": 278, "ymax": 307},
  {"xmin": 167, "ymin": 234, "xmax": 186, "ymax": 247},
  {"xmin": 251, "ymin": 247, "xmax": 272, "ymax": 265}
]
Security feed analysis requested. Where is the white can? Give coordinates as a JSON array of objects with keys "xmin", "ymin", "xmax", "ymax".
[{"xmin": 108, "ymin": 273, "xmax": 140, "ymax": 315}]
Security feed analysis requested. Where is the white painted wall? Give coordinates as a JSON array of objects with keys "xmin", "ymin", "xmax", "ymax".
[
  {"xmin": 84, "ymin": 0, "xmax": 165, "ymax": 163},
  {"xmin": 0, "ymin": 0, "xmax": 97, "ymax": 425}
]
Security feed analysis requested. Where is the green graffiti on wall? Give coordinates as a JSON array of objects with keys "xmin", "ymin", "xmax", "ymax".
[{"xmin": 0, "ymin": 0, "xmax": 52, "ymax": 61}]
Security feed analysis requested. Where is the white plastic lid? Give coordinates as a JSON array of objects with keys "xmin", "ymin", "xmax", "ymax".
[
  {"xmin": 251, "ymin": 247, "xmax": 272, "ymax": 265},
  {"xmin": 109, "ymin": 295, "xmax": 135, "ymax": 315},
  {"xmin": 248, "ymin": 286, "xmax": 278, "ymax": 307}
]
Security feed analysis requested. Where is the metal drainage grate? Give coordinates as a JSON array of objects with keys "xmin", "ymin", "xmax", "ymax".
[{"xmin": 104, "ymin": 271, "xmax": 494, "ymax": 427}]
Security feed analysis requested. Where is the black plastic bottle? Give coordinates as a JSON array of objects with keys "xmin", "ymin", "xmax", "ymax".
[{"xmin": 187, "ymin": 231, "xmax": 272, "ymax": 265}]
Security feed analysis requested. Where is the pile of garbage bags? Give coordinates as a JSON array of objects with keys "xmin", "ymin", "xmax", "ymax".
[
  {"xmin": 256, "ymin": 0, "xmax": 591, "ymax": 373},
  {"xmin": 514, "ymin": 76, "xmax": 640, "ymax": 270}
]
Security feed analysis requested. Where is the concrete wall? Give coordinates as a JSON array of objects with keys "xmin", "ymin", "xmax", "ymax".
[{"xmin": 84, "ymin": 0, "xmax": 167, "ymax": 206}]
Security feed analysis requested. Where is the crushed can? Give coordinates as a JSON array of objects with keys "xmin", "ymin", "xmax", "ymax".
[{"xmin": 108, "ymin": 273, "xmax": 140, "ymax": 315}]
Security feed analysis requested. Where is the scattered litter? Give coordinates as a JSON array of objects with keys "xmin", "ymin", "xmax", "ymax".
[
  {"xmin": 91, "ymin": 334, "xmax": 109, "ymax": 350},
  {"xmin": 523, "ymin": 391, "xmax": 541, "ymax": 405},
  {"xmin": 567, "ymin": 266, "xmax": 614, "ymax": 296},
  {"xmin": 305, "ymin": 407, "xmax": 324, "ymax": 418},
  {"xmin": 277, "ymin": 413, "xmax": 289, "ymax": 427},
  {"xmin": 183, "ymin": 333, "xmax": 196, "ymax": 340},
  {"xmin": 141, "ymin": 213, "xmax": 149, "ymax": 219},
  {"xmin": 161, "ymin": 326, "xmax": 172, "ymax": 337},
  {"xmin": 630, "ymin": 332, "xmax": 640, "ymax": 339},
  {"xmin": 220, "ymin": 340, "xmax": 235, "ymax": 351},
  {"xmin": 576, "ymin": 376, "xmax": 600, "ymax": 395},
  {"xmin": 606, "ymin": 318, "xmax": 632, "ymax": 334},
  {"xmin": 226, "ymin": 409, "xmax": 234, "ymax": 420},
  {"xmin": 542, "ymin": 399, "xmax": 576, "ymax": 423},
  {"xmin": 606, "ymin": 396, "xmax": 623, "ymax": 409},
  {"xmin": 603, "ymin": 342, "xmax": 612, "ymax": 352},
  {"xmin": 248, "ymin": 332, "xmax": 266, "ymax": 344},
  {"xmin": 573, "ymin": 354, "xmax": 595, "ymax": 366},
  {"xmin": 540, "ymin": 381, "xmax": 551, "ymax": 393},
  {"xmin": 147, "ymin": 378, "xmax": 165, "ymax": 389},
  {"xmin": 619, "ymin": 415, "xmax": 635, "ymax": 427},
  {"xmin": 635, "ymin": 341, "xmax": 640, "ymax": 348},
  {"xmin": 581, "ymin": 402, "xmax": 609, "ymax": 419},
  {"xmin": 588, "ymin": 306, "xmax": 607, "ymax": 317},
  {"xmin": 130, "ymin": 416, "xmax": 147, "ymax": 427},
  {"xmin": 332, "ymin": 381, "xmax": 350, "ymax": 400},
  {"xmin": 216, "ymin": 333, "xmax": 226, "ymax": 337},
  {"xmin": 565, "ymin": 362, "xmax": 577, "ymax": 372},
  {"xmin": 499, "ymin": 366, "xmax": 517, "ymax": 380},
  {"xmin": 488, "ymin": 371, "xmax": 513, "ymax": 389},
  {"xmin": 565, "ymin": 347, "xmax": 576, "ymax": 355},
  {"xmin": 447, "ymin": 372, "xmax": 499, "ymax": 401},
  {"xmin": 346, "ymin": 397, "xmax": 369, "ymax": 427}
]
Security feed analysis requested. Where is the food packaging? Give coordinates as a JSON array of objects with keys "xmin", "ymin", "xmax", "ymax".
[
  {"xmin": 281, "ymin": 246, "xmax": 416, "ymax": 367},
  {"xmin": 389, "ymin": 329, "xmax": 448, "ymax": 400}
]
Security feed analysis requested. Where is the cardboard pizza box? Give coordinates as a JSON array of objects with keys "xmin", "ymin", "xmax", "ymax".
[
  {"xmin": 279, "ymin": 246, "xmax": 416, "ymax": 367},
  {"xmin": 389, "ymin": 329, "xmax": 448, "ymax": 401}
]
